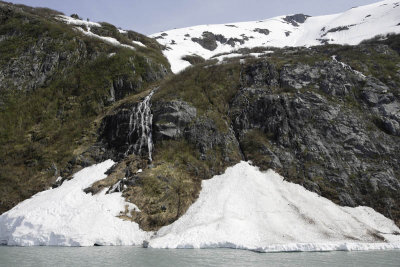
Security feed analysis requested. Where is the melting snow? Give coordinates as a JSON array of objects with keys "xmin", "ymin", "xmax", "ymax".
[
  {"xmin": 149, "ymin": 162, "xmax": 400, "ymax": 252},
  {"xmin": 0, "ymin": 162, "xmax": 399, "ymax": 250},
  {"xmin": 0, "ymin": 160, "xmax": 149, "ymax": 246}
]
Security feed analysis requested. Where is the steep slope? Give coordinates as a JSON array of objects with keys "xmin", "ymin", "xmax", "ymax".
[
  {"xmin": 93, "ymin": 36, "xmax": 400, "ymax": 230},
  {"xmin": 150, "ymin": 0, "xmax": 400, "ymax": 73},
  {"xmin": 0, "ymin": 1, "xmax": 171, "ymax": 214}
]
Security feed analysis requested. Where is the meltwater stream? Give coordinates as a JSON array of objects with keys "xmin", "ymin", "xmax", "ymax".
[{"xmin": 124, "ymin": 89, "xmax": 156, "ymax": 162}]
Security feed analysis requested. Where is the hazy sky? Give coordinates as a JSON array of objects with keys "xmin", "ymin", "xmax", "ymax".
[{"xmin": 9, "ymin": 0, "xmax": 381, "ymax": 34}]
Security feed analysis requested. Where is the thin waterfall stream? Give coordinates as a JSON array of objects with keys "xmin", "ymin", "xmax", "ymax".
[
  {"xmin": 107, "ymin": 89, "xmax": 157, "ymax": 194},
  {"xmin": 124, "ymin": 89, "xmax": 157, "ymax": 162}
]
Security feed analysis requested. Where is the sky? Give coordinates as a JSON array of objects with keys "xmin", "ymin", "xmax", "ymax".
[{"xmin": 8, "ymin": 0, "xmax": 381, "ymax": 34}]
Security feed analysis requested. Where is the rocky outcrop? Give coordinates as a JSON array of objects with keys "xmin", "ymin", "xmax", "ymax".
[
  {"xmin": 253, "ymin": 28, "xmax": 270, "ymax": 35},
  {"xmin": 191, "ymin": 31, "xmax": 248, "ymax": 51},
  {"xmin": 0, "ymin": 36, "xmax": 86, "ymax": 93},
  {"xmin": 282, "ymin": 14, "xmax": 310, "ymax": 26},
  {"xmin": 230, "ymin": 59, "xmax": 400, "ymax": 223},
  {"xmin": 153, "ymin": 100, "xmax": 197, "ymax": 140}
]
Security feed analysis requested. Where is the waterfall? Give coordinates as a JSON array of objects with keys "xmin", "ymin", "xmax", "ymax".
[{"xmin": 124, "ymin": 89, "xmax": 156, "ymax": 162}]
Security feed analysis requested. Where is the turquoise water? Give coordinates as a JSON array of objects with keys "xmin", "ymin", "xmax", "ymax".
[{"xmin": 0, "ymin": 247, "xmax": 399, "ymax": 267}]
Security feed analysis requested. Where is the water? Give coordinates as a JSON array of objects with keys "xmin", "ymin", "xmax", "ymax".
[
  {"xmin": 125, "ymin": 89, "xmax": 155, "ymax": 162},
  {"xmin": 0, "ymin": 247, "xmax": 399, "ymax": 267}
]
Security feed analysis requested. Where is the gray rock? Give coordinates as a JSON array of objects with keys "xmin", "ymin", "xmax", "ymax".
[
  {"xmin": 282, "ymin": 14, "xmax": 311, "ymax": 27},
  {"xmin": 153, "ymin": 100, "xmax": 197, "ymax": 140},
  {"xmin": 229, "ymin": 59, "xmax": 400, "ymax": 221}
]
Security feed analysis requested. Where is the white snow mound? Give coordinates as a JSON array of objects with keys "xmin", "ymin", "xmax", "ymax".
[
  {"xmin": 0, "ymin": 160, "xmax": 149, "ymax": 246},
  {"xmin": 1, "ymin": 161, "xmax": 399, "ymax": 251},
  {"xmin": 149, "ymin": 162, "xmax": 400, "ymax": 252}
]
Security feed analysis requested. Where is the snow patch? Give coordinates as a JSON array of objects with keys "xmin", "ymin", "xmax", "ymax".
[
  {"xmin": 0, "ymin": 160, "xmax": 149, "ymax": 246},
  {"xmin": 149, "ymin": 162, "xmax": 400, "ymax": 252},
  {"xmin": 132, "ymin": 40, "xmax": 146, "ymax": 47},
  {"xmin": 57, "ymin": 15, "xmax": 101, "ymax": 28},
  {"xmin": 332, "ymin": 55, "xmax": 366, "ymax": 78},
  {"xmin": 76, "ymin": 27, "xmax": 135, "ymax": 50}
]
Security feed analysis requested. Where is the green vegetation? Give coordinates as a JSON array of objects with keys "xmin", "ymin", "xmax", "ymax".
[
  {"xmin": 155, "ymin": 62, "xmax": 241, "ymax": 119},
  {"xmin": 0, "ymin": 2, "xmax": 170, "ymax": 213},
  {"xmin": 181, "ymin": 54, "xmax": 206, "ymax": 65}
]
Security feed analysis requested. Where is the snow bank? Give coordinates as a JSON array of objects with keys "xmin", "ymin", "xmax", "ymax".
[
  {"xmin": 1, "ymin": 161, "xmax": 399, "ymax": 251},
  {"xmin": 150, "ymin": 0, "xmax": 400, "ymax": 73},
  {"xmin": 0, "ymin": 160, "xmax": 149, "ymax": 246},
  {"xmin": 149, "ymin": 162, "xmax": 400, "ymax": 252}
]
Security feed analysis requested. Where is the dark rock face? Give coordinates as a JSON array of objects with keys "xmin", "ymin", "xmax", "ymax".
[
  {"xmin": 109, "ymin": 60, "xmax": 168, "ymax": 102},
  {"xmin": 191, "ymin": 31, "xmax": 248, "ymax": 51},
  {"xmin": 98, "ymin": 102, "xmax": 142, "ymax": 160},
  {"xmin": 282, "ymin": 14, "xmax": 310, "ymax": 26},
  {"xmin": 321, "ymin": 24, "xmax": 356, "ymax": 37},
  {"xmin": 241, "ymin": 61, "xmax": 279, "ymax": 88},
  {"xmin": 186, "ymin": 118, "xmax": 240, "ymax": 165},
  {"xmin": 191, "ymin": 31, "xmax": 222, "ymax": 51},
  {"xmin": 153, "ymin": 100, "xmax": 197, "ymax": 140},
  {"xmin": 279, "ymin": 61, "xmax": 363, "ymax": 96},
  {"xmin": 229, "ymin": 60, "xmax": 400, "ymax": 222},
  {"xmin": 361, "ymin": 79, "xmax": 400, "ymax": 136},
  {"xmin": 253, "ymin": 28, "xmax": 270, "ymax": 35},
  {"xmin": 0, "ymin": 36, "xmax": 86, "ymax": 92}
]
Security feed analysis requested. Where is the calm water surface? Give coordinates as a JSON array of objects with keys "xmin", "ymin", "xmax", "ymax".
[{"xmin": 0, "ymin": 246, "xmax": 399, "ymax": 267}]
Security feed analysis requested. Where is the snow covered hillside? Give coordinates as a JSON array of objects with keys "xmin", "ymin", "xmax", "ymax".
[
  {"xmin": 150, "ymin": 0, "xmax": 400, "ymax": 73},
  {"xmin": 1, "ymin": 161, "xmax": 399, "ymax": 251}
]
